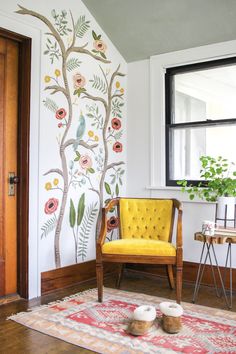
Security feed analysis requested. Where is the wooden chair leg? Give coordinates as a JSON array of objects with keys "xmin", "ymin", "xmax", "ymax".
[
  {"xmin": 166, "ymin": 265, "xmax": 175, "ymax": 290},
  {"xmin": 116, "ymin": 264, "xmax": 124, "ymax": 289},
  {"xmin": 96, "ymin": 262, "xmax": 103, "ymax": 302},
  {"xmin": 176, "ymin": 266, "xmax": 183, "ymax": 304}
]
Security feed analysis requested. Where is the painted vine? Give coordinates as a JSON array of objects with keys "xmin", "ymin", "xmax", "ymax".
[{"xmin": 17, "ymin": 5, "xmax": 125, "ymax": 268}]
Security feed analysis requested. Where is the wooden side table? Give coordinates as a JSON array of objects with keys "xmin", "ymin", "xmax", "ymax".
[{"xmin": 192, "ymin": 232, "xmax": 236, "ymax": 309}]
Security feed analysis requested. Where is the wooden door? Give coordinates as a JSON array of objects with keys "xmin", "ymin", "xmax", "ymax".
[{"xmin": 0, "ymin": 36, "xmax": 19, "ymax": 296}]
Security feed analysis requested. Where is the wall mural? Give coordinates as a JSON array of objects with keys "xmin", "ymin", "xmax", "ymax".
[{"xmin": 17, "ymin": 5, "xmax": 125, "ymax": 269}]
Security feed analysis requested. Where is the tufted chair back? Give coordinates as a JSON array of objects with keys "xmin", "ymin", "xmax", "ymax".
[{"xmin": 119, "ymin": 198, "xmax": 174, "ymax": 242}]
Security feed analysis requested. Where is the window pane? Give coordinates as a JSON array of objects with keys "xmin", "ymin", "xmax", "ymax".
[
  {"xmin": 173, "ymin": 65, "xmax": 236, "ymax": 123},
  {"xmin": 169, "ymin": 125, "xmax": 236, "ymax": 180}
]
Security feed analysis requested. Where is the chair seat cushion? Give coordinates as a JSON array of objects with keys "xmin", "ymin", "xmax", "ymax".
[{"xmin": 102, "ymin": 239, "xmax": 176, "ymax": 256}]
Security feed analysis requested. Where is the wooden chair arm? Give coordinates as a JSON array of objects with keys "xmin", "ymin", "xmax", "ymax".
[
  {"xmin": 175, "ymin": 202, "xmax": 183, "ymax": 248},
  {"xmin": 97, "ymin": 198, "xmax": 120, "ymax": 248}
]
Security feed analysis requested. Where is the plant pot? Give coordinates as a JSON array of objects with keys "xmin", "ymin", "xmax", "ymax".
[{"xmin": 216, "ymin": 196, "xmax": 236, "ymax": 221}]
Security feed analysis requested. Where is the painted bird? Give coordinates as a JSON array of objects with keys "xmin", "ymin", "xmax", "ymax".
[{"xmin": 73, "ymin": 111, "xmax": 86, "ymax": 151}]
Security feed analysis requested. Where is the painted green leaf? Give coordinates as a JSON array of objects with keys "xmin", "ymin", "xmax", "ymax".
[
  {"xmin": 69, "ymin": 199, "xmax": 76, "ymax": 228},
  {"xmin": 97, "ymin": 34, "xmax": 101, "ymax": 40},
  {"xmin": 115, "ymin": 183, "xmax": 119, "ymax": 196},
  {"xmin": 92, "ymin": 30, "xmax": 97, "ymax": 40},
  {"xmin": 105, "ymin": 182, "xmax": 111, "ymax": 195},
  {"xmin": 40, "ymin": 215, "xmax": 57, "ymax": 239},
  {"xmin": 76, "ymin": 151, "xmax": 81, "ymax": 158},
  {"xmin": 87, "ymin": 167, "xmax": 95, "ymax": 174},
  {"xmin": 66, "ymin": 57, "xmax": 82, "ymax": 72},
  {"xmin": 77, "ymin": 193, "xmax": 85, "ymax": 226},
  {"xmin": 100, "ymin": 52, "xmax": 107, "ymax": 59}
]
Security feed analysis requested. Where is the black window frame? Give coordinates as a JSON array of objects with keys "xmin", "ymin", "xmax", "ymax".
[{"xmin": 165, "ymin": 56, "xmax": 236, "ymax": 187}]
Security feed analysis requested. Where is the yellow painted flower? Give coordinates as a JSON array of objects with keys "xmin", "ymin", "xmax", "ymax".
[
  {"xmin": 44, "ymin": 75, "xmax": 51, "ymax": 83},
  {"xmin": 53, "ymin": 178, "xmax": 59, "ymax": 186},
  {"xmin": 94, "ymin": 135, "xmax": 99, "ymax": 142},
  {"xmin": 120, "ymin": 88, "xmax": 124, "ymax": 94},
  {"xmin": 45, "ymin": 182, "xmax": 52, "ymax": 190},
  {"xmin": 88, "ymin": 130, "xmax": 94, "ymax": 137},
  {"xmin": 55, "ymin": 69, "xmax": 61, "ymax": 77},
  {"xmin": 116, "ymin": 81, "xmax": 120, "ymax": 89}
]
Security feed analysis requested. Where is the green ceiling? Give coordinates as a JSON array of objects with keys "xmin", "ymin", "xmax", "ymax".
[{"xmin": 82, "ymin": 0, "xmax": 236, "ymax": 62}]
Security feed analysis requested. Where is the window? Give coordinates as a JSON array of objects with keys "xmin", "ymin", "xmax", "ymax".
[{"xmin": 165, "ymin": 57, "xmax": 236, "ymax": 186}]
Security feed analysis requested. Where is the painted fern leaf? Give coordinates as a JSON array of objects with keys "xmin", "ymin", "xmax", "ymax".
[
  {"xmin": 43, "ymin": 97, "xmax": 58, "ymax": 113},
  {"xmin": 114, "ymin": 130, "xmax": 123, "ymax": 140},
  {"xmin": 66, "ymin": 58, "xmax": 82, "ymax": 72},
  {"xmin": 41, "ymin": 215, "xmax": 57, "ymax": 239},
  {"xmin": 75, "ymin": 15, "xmax": 90, "ymax": 38},
  {"xmin": 89, "ymin": 75, "xmax": 107, "ymax": 94},
  {"xmin": 77, "ymin": 203, "xmax": 98, "ymax": 261}
]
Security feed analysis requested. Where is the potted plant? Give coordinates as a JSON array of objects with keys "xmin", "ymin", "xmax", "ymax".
[{"xmin": 177, "ymin": 156, "xmax": 236, "ymax": 221}]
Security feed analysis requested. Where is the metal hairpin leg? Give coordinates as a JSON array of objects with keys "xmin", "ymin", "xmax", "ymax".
[
  {"xmin": 192, "ymin": 242, "xmax": 220, "ymax": 304},
  {"xmin": 211, "ymin": 243, "xmax": 232, "ymax": 309}
]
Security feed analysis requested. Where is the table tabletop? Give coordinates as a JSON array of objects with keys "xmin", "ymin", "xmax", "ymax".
[{"xmin": 194, "ymin": 232, "xmax": 236, "ymax": 244}]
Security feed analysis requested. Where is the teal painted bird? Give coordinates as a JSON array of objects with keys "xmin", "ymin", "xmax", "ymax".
[{"xmin": 73, "ymin": 111, "xmax": 86, "ymax": 151}]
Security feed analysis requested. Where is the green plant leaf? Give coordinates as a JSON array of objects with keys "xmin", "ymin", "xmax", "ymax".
[
  {"xmin": 69, "ymin": 199, "xmax": 76, "ymax": 228},
  {"xmin": 105, "ymin": 182, "xmax": 111, "ymax": 195},
  {"xmin": 75, "ymin": 15, "xmax": 90, "ymax": 38},
  {"xmin": 41, "ymin": 215, "xmax": 57, "ymax": 239},
  {"xmin": 77, "ymin": 193, "xmax": 85, "ymax": 226},
  {"xmin": 66, "ymin": 57, "xmax": 82, "ymax": 72}
]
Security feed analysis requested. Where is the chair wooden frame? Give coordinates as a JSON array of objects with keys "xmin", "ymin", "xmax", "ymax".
[{"xmin": 96, "ymin": 198, "xmax": 183, "ymax": 303}]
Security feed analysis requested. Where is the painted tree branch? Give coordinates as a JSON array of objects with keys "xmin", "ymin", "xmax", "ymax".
[
  {"xmin": 106, "ymin": 161, "xmax": 125, "ymax": 172},
  {"xmin": 64, "ymin": 138, "xmax": 98, "ymax": 150},
  {"xmin": 16, "ymin": 5, "xmax": 66, "ymax": 55},
  {"xmin": 68, "ymin": 46, "xmax": 111, "ymax": 64},
  {"xmin": 82, "ymin": 92, "xmax": 107, "ymax": 108},
  {"xmin": 43, "ymin": 168, "xmax": 63, "ymax": 177},
  {"xmin": 111, "ymin": 93, "xmax": 124, "ymax": 100},
  {"xmin": 45, "ymin": 85, "xmax": 69, "ymax": 98}
]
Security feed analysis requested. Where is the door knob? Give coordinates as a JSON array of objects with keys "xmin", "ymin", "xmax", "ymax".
[
  {"xmin": 9, "ymin": 175, "xmax": 20, "ymax": 184},
  {"xmin": 8, "ymin": 172, "xmax": 19, "ymax": 196}
]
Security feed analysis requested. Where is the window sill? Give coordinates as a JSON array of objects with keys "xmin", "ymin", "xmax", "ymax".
[{"xmin": 146, "ymin": 185, "xmax": 216, "ymax": 204}]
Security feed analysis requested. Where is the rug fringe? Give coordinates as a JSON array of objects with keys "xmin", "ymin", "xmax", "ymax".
[{"xmin": 7, "ymin": 288, "xmax": 98, "ymax": 321}]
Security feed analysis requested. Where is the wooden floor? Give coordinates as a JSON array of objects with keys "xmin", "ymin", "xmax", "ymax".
[{"xmin": 0, "ymin": 271, "xmax": 235, "ymax": 354}]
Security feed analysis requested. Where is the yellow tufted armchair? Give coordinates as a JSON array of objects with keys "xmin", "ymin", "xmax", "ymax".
[{"xmin": 96, "ymin": 198, "xmax": 183, "ymax": 303}]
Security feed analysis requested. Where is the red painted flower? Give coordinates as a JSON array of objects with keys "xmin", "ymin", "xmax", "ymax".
[
  {"xmin": 55, "ymin": 108, "xmax": 67, "ymax": 120},
  {"xmin": 79, "ymin": 155, "xmax": 92, "ymax": 170},
  {"xmin": 113, "ymin": 141, "xmax": 123, "ymax": 153},
  {"xmin": 44, "ymin": 198, "xmax": 59, "ymax": 214},
  {"xmin": 107, "ymin": 216, "xmax": 119, "ymax": 232},
  {"xmin": 111, "ymin": 118, "xmax": 121, "ymax": 130},
  {"xmin": 58, "ymin": 122, "xmax": 63, "ymax": 128}
]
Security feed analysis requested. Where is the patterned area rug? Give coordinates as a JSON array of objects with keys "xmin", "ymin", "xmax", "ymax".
[{"xmin": 9, "ymin": 288, "xmax": 236, "ymax": 354}]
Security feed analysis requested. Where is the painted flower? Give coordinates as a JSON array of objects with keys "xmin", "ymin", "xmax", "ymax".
[
  {"xmin": 113, "ymin": 141, "xmax": 123, "ymax": 153},
  {"xmin": 55, "ymin": 108, "xmax": 67, "ymax": 120},
  {"xmin": 120, "ymin": 88, "xmax": 124, "ymax": 94},
  {"xmin": 94, "ymin": 135, "xmax": 99, "ymax": 142},
  {"xmin": 44, "ymin": 198, "xmax": 59, "ymax": 214},
  {"xmin": 93, "ymin": 39, "xmax": 107, "ymax": 53},
  {"xmin": 88, "ymin": 130, "xmax": 94, "ymax": 137},
  {"xmin": 79, "ymin": 155, "xmax": 92, "ymax": 170},
  {"xmin": 111, "ymin": 118, "xmax": 121, "ymax": 130},
  {"xmin": 53, "ymin": 178, "xmax": 59, "ymax": 186},
  {"xmin": 116, "ymin": 81, "xmax": 120, "ymax": 89},
  {"xmin": 44, "ymin": 75, "xmax": 51, "ymax": 83},
  {"xmin": 107, "ymin": 216, "xmax": 119, "ymax": 232},
  {"xmin": 45, "ymin": 182, "xmax": 52, "ymax": 191},
  {"xmin": 73, "ymin": 72, "xmax": 86, "ymax": 89},
  {"xmin": 55, "ymin": 69, "xmax": 61, "ymax": 77},
  {"xmin": 58, "ymin": 122, "xmax": 63, "ymax": 128}
]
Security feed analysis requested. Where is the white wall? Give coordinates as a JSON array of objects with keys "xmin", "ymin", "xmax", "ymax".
[
  {"xmin": 0, "ymin": 0, "xmax": 127, "ymax": 298},
  {"xmin": 127, "ymin": 42, "xmax": 236, "ymax": 268}
]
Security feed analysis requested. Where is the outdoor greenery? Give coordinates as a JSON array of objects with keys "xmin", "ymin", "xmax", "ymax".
[{"xmin": 177, "ymin": 156, "xmax": 236, "ymax": 202}]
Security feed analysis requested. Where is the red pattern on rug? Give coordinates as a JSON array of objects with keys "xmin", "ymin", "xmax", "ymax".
[{"xmin": 9, "ymin": 288, "xmax": 236, "ymax": 354}]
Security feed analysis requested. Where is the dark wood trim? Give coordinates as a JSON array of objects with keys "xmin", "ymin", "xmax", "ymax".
[
  {"xmin": 0, "ymin": 28, "xmax": 31, "ymax": 299},
  {"xmin": 126, "ymin": 261, "xmax": 236, "ymax": 291},
  {"xmin": 41, "ymin": 260, "xmax": 118, "ymax": 295}
]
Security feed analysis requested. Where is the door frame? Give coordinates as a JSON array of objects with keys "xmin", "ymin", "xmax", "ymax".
[{"xmin": 0, "ymin": 28, "xmax": 31, "ymax": 299}]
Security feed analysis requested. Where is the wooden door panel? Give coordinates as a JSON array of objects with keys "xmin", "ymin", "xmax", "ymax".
[{"xmin": 0, "ymin": 37, "xmax": 18, "ymax": 296}]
